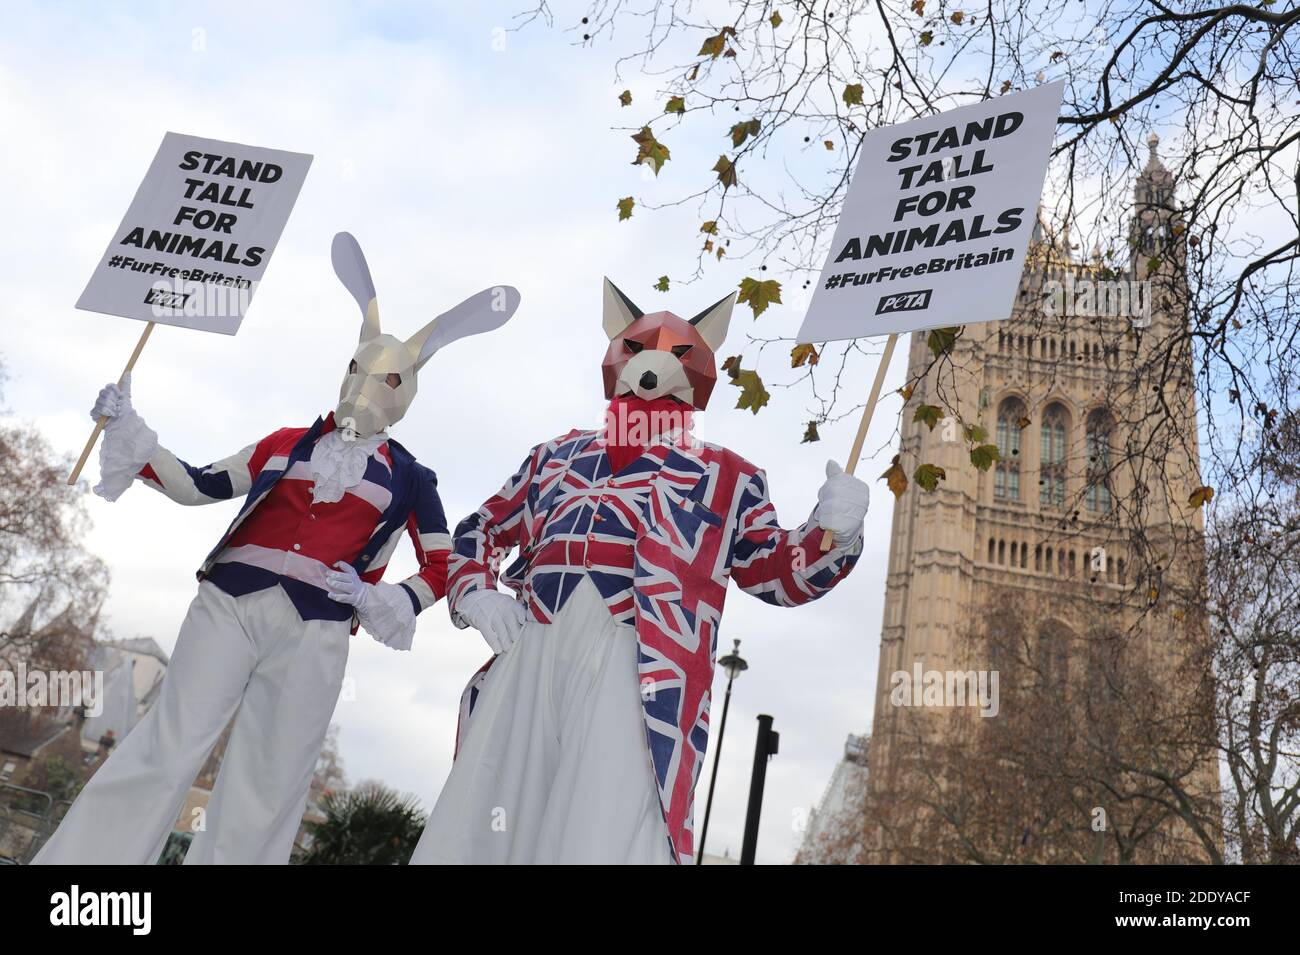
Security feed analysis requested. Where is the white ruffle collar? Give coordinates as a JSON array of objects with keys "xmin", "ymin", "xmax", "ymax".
[{"xmin": 309, "ymin": 428, "xmax": 387, "ymax": 504}]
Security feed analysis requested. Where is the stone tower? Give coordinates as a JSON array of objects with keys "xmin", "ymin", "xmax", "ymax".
[{"xmin": 802, "ymin": 136, "xmax": 1215, "ymax": 863}]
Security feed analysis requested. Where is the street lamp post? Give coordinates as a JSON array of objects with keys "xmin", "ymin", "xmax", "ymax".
[{"xmin": 694, "ymin": 638, "xmax": 747, "ymax": 865}]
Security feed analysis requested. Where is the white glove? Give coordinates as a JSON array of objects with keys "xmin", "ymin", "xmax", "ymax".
[
  {"xmin": 90, "ymin": 374, "xmax": 158, "ymax": 502},
  {"xmin": 455, "ymin": 589, "xmax": 528, "ymax": 655},
  {"xmin": 91, "ymin": 376, "xmax": 137, "ymax": 429},
  {"xmin": 325, "ymin": 561, "xmax": 373, "ymax": 611},
  {"xmin": 325, "ymin": 561, "xmax": 417, "ymax": 651},
  {"xmin": 816, "ymin": 460, "xmax": 870, "ymax": 547}
]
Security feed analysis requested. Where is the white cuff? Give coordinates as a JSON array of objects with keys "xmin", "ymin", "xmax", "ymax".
[
  {"xmin": 449, "ymin": 586, "xmax": 484, "ymax": 630},
  {"xmin": 357, "ymin": 581, "xmax": 418, "ymax": 651},
  {"xmin": 93, "ymin": 411, "xmax": 158, "ymax": 502}
]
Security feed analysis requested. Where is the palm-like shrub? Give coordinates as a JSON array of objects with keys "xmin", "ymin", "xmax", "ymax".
[{"xmin": 294, "ymin": 782, "xmax": 426, "ymax": 866}]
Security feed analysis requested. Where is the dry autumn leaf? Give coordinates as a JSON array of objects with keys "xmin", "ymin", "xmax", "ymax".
[
  {"xmin": 927, "ymin": 326, "xmax": 959, "ymax": 356},
  {"xmin": 738, "ymin": 277, "xmax": 782, "ymax": 318},
  {"xmin": 882, "ymin": 455, "xmax": 909, "ymax": 498},
  {"xmin": 791, "ymin": 342, "xmax": 820, "ymax": 368},
  {"xmin": 730, "ymin": 118, "xmax": 761, "ymax": 147},
  {"xmin": 631, "ymin": 127, "xmax": 670, "ymax": 175},
  {"xmin": 713, "ymin": 155, "xmax": 738, "ymax": 188},
  {"xmin": 699, "ymin": 29, "xmax": 733, "ymax": 58},
  {"xmin": 731, "ymin": 368, "xmax": 771, "ymax": 414}
]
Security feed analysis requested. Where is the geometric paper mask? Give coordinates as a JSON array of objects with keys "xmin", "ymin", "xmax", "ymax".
[
  {"xmin": 331, "ymin": 232, "xmax": 521, "ymax": 437},
  {"xmin": 599, "ymin": 278, "xmax": 735, "ymax": 411}
]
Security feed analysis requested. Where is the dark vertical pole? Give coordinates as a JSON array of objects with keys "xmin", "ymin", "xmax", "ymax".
[
  {"xmin": 740, "ymin": 714, "xmax": 778, "ymax": 865},
  {"xmin": 694, "ymin": 672, "xmax": 735, "ymax": 864}
]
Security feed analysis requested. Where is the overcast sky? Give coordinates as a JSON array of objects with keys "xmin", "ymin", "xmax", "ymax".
[{"xmin": 0, "ymin": 1, "xmax": 904, "ymax": 863}]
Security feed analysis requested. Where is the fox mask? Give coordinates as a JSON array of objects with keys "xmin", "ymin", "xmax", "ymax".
[
  {"xmin": 331, "ymin": 232, "xmax": 521, "ymax": 437},
  {"xmin": 600, "ymin": 278, "xmax": 735, "ymax": 410}
]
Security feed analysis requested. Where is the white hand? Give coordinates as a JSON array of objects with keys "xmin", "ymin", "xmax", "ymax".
[
  {"xmin": 456, "ymin": 590, "xmax": 527, "ymax": 655},
  {"xmin": 816, "ymin": 459, "xmax": 870, "ymax": 546},
  {"xmin": 325, "ymin": 561, "xmax": 372, "ymax": 611},
  {"xmin": 91, "ymin": 375, "xmax": 135, "ymax": 422}
]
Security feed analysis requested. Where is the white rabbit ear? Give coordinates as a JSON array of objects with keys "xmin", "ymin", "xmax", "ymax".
[
  {"xmin": 332, "ymin": 232, "xmax": 381, "ymax": 343},
  {"xmin": 602, "ymin": 278, "xmax": 642, "ymax": 340},
  {"xmin": 408, "ymin": 285, "xmax": 522, "ymax": 371},
  {"xmin": 689, "ymin": 292, "xmax": 735, "ymax": 350}
]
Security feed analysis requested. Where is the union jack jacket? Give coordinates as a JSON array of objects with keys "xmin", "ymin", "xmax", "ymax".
[
  {"xmin": 137, "ymin": 414, "xmax": 450, "ymax": 622},
  {"xmin": 449, "ymin": 428, "xmax": 862, "ymax": 863}
]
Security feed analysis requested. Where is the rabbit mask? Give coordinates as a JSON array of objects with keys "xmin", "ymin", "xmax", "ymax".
[{"xmin": 331, "ymin": 232, "xmax": 521, "ymax": 438}]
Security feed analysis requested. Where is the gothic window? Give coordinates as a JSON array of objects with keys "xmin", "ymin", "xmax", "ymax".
[
  {"xmin": 995, "ymin": 397, "xmax": 1026, "ymax": 501},
  {"xmin": 1040, "ymin": 402, "xmax": 1070, "ymax": 508},
  {"xmin": 1085, "ymin": 409, "xmax": 1114, "ymax": 513}
]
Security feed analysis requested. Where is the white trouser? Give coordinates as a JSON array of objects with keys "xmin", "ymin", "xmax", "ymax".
[
  {"xmin": 32, "ymin": 581, "xmax": 350, "ymax": 865},
  {"xmin": 412, "ymin": 576, "xmax": 671, "ymax": 864}
]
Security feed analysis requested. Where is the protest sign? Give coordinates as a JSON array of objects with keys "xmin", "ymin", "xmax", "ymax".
[
  {"xmin": 798, "ymin": 83, "xmax": 1063, "ymax": 548},
  {"xmin": 68, "ymin": 133, "xmax": 312, "ymax": 483},
  {"xmin": 77, "ymin": 132, "xmax": 312, "ymax": 334},
  {"xmin": 797, "ymin": 81, "xmax": 1063, "ymax": 343}
]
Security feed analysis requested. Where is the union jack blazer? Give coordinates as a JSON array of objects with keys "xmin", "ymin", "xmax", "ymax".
[
  {"xmin": 449, "ymin": 427, "xmax": 862, "ymax": 863},
  {"xmin": 138, "ymin": 413, "xmax": 450, "ymax": 622}
]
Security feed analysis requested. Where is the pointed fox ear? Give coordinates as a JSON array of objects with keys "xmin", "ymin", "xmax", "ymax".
[
  {"xmin": 332, "ymin": 232, "xmax": 381, "ymax": 343},
  {"xmin": 689, "ymin": 292, "xmax": 735, "ymax": 350},
  {"xmin": 602, "ymin": 277, "xmax": 643, "ymax": 340},
  {"xmin": 407, "ymin": 285, "xmax": 522, "ymax": 371}
]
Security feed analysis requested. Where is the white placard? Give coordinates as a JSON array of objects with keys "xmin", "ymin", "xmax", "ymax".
[
  {"xmin": 76, "ymin": 132, "xmax": 312, "ymax": 335},
  {"xmin": 797, "ymin": 81, "xmax": 1063, "ymax": 343}
]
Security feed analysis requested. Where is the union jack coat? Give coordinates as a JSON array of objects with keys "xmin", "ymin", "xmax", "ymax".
[
  {"xmin": 449, "ymin": 428, "xmax": 862, "ymax": 863},
  {"xmin": 136, "ymin": 413, "xmax": 450, "ymax": 622}
]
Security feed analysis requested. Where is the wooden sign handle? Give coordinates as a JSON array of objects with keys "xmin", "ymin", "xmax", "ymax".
[
  {"xmin": 67, "ymin": 321, "xmax": 156, "ymax": 486},
  {"xmin": 820, "ymin": 332, "xmax": 899, "ymax": 552}
]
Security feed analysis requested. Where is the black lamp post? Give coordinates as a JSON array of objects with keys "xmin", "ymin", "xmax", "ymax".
[{"xmin": 694, "ymin": 638, "xmax": 747, "ymax": 864}]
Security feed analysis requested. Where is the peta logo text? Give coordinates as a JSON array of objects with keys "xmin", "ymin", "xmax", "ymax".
[{"xmin": 876, "ymin": 289, "xmax": 932, "ymax": 314}]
